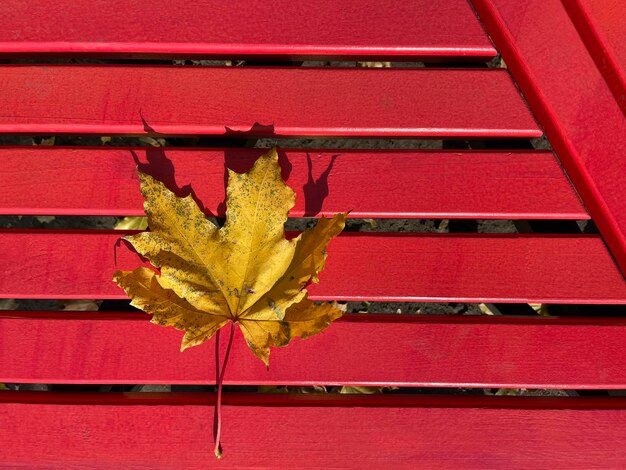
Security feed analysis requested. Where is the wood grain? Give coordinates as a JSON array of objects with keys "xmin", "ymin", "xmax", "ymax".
[
  {"xmin": 2, "ymin": 391, "xmax": 626, "ymax": 468},
  {"xmin": 0, "ymin": 147, "xmax": 587, "ymax": 219},
  {"xmin": 0, "ymin": 66, "xmax": 541, "ymax": 137},
  {"xmin": 2, "ymin": 313, "xmax": 626, "ymax": 388},
  {"xmin": 1, "ymin": 230, "xmax": 625, "ymax": 303},
  {"xmin": 564, "ymin": 0, "xmax": 626, "ymax": 113},
  {"xmin": 473, "ymin": 0, "xmax": 626, "ymax": 275},
  {"xmin": 0, "ymin": 0, "xmax": 495, "ymax": 60}
]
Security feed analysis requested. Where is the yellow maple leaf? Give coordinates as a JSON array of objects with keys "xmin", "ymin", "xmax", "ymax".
[{"xmin": 113, "ymin": 148, "xmax": 346, "ymax": 366}]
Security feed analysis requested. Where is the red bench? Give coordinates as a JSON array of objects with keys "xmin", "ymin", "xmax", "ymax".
[{"xmin": 1, "ymin": 0, "xmax": 625, "ymax": 467}]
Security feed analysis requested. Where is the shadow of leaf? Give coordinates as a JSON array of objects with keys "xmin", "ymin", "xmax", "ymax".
[{"xmin": 303, "ymin": 153, "xmax": 338, "ymax": 217}]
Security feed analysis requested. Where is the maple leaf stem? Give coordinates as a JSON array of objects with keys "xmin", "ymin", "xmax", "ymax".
[{"xmin": 214, "ymin": 320, "xmax": 235, "ymax": 459}]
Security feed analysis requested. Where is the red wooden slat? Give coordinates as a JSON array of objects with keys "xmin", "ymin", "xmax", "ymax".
[
  {"xmin": 0, "ymin": 0, "xmax": 495, "ymax": 60},
  {"xmin": 472, "ymin": 0, "xmax": 626, "ymax": 275},
  {"xmin": 564, "ymin": 0, "xmax": 626, "ymax": 113},
  {"xmin": 0, "ymin": 146, "xmax": 587, "ymax": 219},
  {"xmin": 1, "ymin": 230, "xmax": 625, "ymax": 303},
  {"xmin": 2, "ymin": 392, "xmax": 626, "ymax": 468},
  {"xmin": 0, "ymin": 66, "xmax": 541, "ymax": 137},
  {"xmin": 2, "ymin": 313, "xmax": 626, "ymax": 388}
]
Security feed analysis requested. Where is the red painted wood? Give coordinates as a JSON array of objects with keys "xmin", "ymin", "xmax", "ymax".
[
  {"xmin": 472, "ymin": 0, "xmax": 626, "ymax": 275},
  {"xmin": 1, "ymin": 230, "xmax": 625, "ymax": 303},
  {"xmin": 0, "ymin": 146, "xmax": 587, "ymax": 219},
  {"xmin": 0, "ymin": 65, "xmax": 541, "ymax": 137},
  {"xmin": 2, "ymin": 391, "xmax": 626, "ymax": 468},
  {"xmin": 0, "ymin": 0, "xmax": 495, "ymax": 60},
  {"xmin": 2, "ymin": 313, "xmax": 626, "ymax": 388},
  {"xmin": 564, "ymin": 0, "xmax": 626, "ymax": 113}
]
